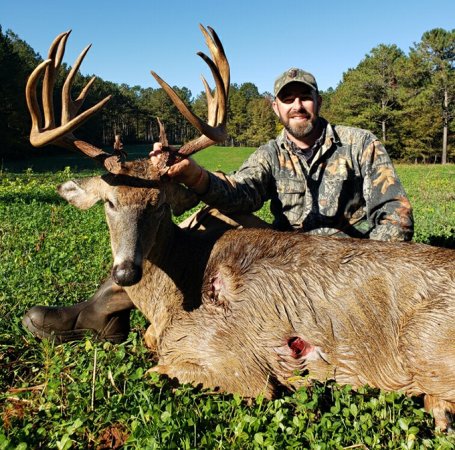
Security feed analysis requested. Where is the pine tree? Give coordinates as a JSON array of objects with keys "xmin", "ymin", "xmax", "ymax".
[{"xmin": 411, "ymin": 28, "xmax": 454, "ymax": 163}]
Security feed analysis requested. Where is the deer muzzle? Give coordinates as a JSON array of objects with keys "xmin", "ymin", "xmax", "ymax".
[{"xmin": 112, "ymin": 261, "xmax": 143, "ymax": 286}]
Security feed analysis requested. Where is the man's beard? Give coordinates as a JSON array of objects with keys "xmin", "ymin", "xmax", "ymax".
[
  {"xmin": 280, "ymin": 110, "xmax": 319, "ymax": 140},
  {"xmin": 284, "ymin": 119, "xmax": 315, "ymax": 140}
]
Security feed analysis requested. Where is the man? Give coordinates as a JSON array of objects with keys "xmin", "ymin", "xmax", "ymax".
[
  {"xmin": 22, "ymin": 68, "xmax": 414, "ymax": 343},
  {"xmin": 166, "ymin": 68, "xmax": 413, "ymax": 240}
]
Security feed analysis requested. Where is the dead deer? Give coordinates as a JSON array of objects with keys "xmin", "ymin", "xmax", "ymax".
[{"xmin": 26, "ymin": 27, "xmax": 455, "ymax": 431}]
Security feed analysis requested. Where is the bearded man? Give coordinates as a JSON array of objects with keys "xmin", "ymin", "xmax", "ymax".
[{"xmin": 167, "ymin": 67, "xmax": 413, "ymax": 240}]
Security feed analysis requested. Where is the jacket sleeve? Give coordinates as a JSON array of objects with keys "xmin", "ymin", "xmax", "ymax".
[
  {"xmin": 361, "ymin": 139, "xmax": 414, "ymax": 241},
  {"xmin": 198, "ymin": 146, "xmax": 274, "ymax": 214}
]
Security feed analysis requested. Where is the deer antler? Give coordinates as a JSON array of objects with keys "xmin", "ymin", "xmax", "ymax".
[
  {"xmin": 150, "ymin": 24, "xmax": 230, "ymax": 157},
  {"xmin": 25, "ymin": 31, "xmax": 123, "ymax": 173},
  {"xmin": 26, "ymin": 26, "xmax": 230, "ymax": 176}
]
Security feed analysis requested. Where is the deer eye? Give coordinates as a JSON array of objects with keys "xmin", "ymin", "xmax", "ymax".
[{"xmin": 106, "ymin": 200, "xmax": 116, "ymax": 210}]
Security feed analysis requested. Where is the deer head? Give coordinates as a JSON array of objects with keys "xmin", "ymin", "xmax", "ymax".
[{"xmin": 26, "ymin": 26, "xmax": 230, "ymax": 286}]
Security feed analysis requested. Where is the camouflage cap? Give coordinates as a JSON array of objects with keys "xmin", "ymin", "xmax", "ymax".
[{"xmin": 274, "ymin": 68, "xmax": 318, "ymax": 97}]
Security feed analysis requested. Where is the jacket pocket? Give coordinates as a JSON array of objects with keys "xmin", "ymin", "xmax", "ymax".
[{"xmin": 275, "ymin": 178, "xmax": 307, "ymax": 226}]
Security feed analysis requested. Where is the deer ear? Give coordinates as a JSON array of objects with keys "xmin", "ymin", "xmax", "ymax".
[
  {"xmin": 164, "ymin": 182, "xmax": 199, "ymax": 216},
  {"xmin": 58, "ymin": 178, "xmax": 102, "ymax": 210}
]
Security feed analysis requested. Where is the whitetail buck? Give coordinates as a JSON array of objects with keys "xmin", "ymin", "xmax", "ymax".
[{"xmin": 26, "ymin": 27, "xmax": 455, "ymax": 431}]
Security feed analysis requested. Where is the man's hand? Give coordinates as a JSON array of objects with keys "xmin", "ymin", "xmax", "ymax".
[{"xmin": 149, "ymin": 143, "xmax": 209, "ymax": 193}]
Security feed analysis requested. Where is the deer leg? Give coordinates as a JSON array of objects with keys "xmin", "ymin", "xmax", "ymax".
[
  {"xmin": 147, "ymin": 362, "xmax": 212, "ymax": 390},
  {"xmin": 424, "ymin": 395, "xmax": 455, "ymax": 432},
  {"xmin": 144, "ymin": 324, "xmax": 158, "ymax": 352},
  {"xmin": 178, "ymin": 206, "xmax": 271, "ymax": 233}
]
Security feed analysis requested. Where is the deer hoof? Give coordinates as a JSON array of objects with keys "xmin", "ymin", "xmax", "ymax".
[
  {"xmin": 424, "ymin": 394, "xmax": 455, "ymax": 432},
  {"xmin": 143, "ymin": 326, "xmax": 158, "ymax": 351},
  {"xmin": 146, "ymin": 364, "xmax": 170, "ymax": 376}
]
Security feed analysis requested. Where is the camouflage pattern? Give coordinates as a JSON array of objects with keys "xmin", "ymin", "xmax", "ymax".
[
  {"xmin": 200, "ymin": 118, "xmax": 414, "ymax": 241},
  {"xmin": 274, "ymin": 68, "xmax": 318, "ymax": 96}
]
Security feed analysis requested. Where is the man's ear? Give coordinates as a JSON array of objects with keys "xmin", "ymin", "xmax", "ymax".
[
  {"xmin": 272, "ymin": 99, "xmax": 280, "ymax": 117},
  {"xmin": 317, "ymin": 94, "xmax": 323, "ymax": 114},
  {"xmin": 57, "ymin": 178, "xmax": 102, "ymax": 210}
]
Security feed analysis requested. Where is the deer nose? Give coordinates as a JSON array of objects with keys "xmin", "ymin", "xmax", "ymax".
[{"xmin": 112, "ymin": 261, "xmax": 143, "ymax": 286}]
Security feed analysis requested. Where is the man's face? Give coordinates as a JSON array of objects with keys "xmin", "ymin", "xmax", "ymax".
[{"xmin": 272, "ymin": 82, "xmax": 322, "ymax": 140}]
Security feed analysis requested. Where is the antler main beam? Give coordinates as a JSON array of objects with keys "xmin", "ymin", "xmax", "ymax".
[
  {"xmin": 150, "ymin": 24, "xmax": 230, "ymax": 156},
  {"xmin": 25, "ymin": 31, "xmax": 123, "ymax": 172}
]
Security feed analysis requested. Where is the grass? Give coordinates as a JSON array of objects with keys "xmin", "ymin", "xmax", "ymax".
[
  {"xmin": 1, "ymin": 145, "xmax": 256, "ymax": 174},
  {"xmin": 1, "ymin": 151, "xmax": 455, "ymax": 449},
  {"xmin": 395, "ymin": 164, "xmax": 455, "ymax": 248}
]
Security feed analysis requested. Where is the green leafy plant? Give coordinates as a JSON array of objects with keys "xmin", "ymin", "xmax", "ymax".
[{"xmin": 1, "ymin": 163, "xmax": 454, "ymax": 449}]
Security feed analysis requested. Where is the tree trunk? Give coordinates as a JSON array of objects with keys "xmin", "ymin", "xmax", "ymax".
[
  {"xmin": 442, "ymin": 87, "xmax": 448, "ymax": 164},
  {"xmin": 381, "ymin": 99, "xmax": 387, "ymax": 142}
]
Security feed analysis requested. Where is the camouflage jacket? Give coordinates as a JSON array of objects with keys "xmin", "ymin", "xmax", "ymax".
[{"xmin": 200, "ymin": 118, "xmax": 414, "ymax": 241}]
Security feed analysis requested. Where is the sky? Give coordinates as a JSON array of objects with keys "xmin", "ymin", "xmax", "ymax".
[{"xmin": 1, "ymin": 0, "xmax": 454, "ymax": 99}]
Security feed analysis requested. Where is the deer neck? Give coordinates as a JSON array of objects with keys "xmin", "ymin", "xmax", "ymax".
[{"xmin": 124, "ymin": 222, "xmax": 217, "ymax": 346}]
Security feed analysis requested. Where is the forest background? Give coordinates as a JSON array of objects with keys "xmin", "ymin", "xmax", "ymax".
[{"xmin": 0, "ymin": 25, "xmax": 453, "ymax": 165}]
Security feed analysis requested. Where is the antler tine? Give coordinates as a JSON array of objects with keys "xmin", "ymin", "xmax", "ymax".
[
  {"xmin": 62, "ymin": 43, "xmax": 94, "ymax": 123},
  {"xmin": 197, "ymin": 50, "xmax": 227, "ymax": 128},
  {"xmin": 197, "ymin": 25, "xmax": 230, "ymax": 132},
  {"xmin": 150, "ymin": 71, "xmax": 215, "ymax": 139},
  {"xmin": 26, "ymin": 59, "xmax": 52, "ymax": 140},
  {"xmin": 200, "ymin": 25, "xmax": 230, "ymax": 101},
  {"xmin": 157, "ymin": 117, "xmax": 169, "ymax": 147},
  {"xmin": 150, "ymin": 24, "xmax": 230, "ymax": 157},
  {"xmin": 42, "ymin": 30, "xmax": 71, "ymax": 129},
  {"xmin": 200, "ymin": 76, "xmax": 218, "ymax": 128}
]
